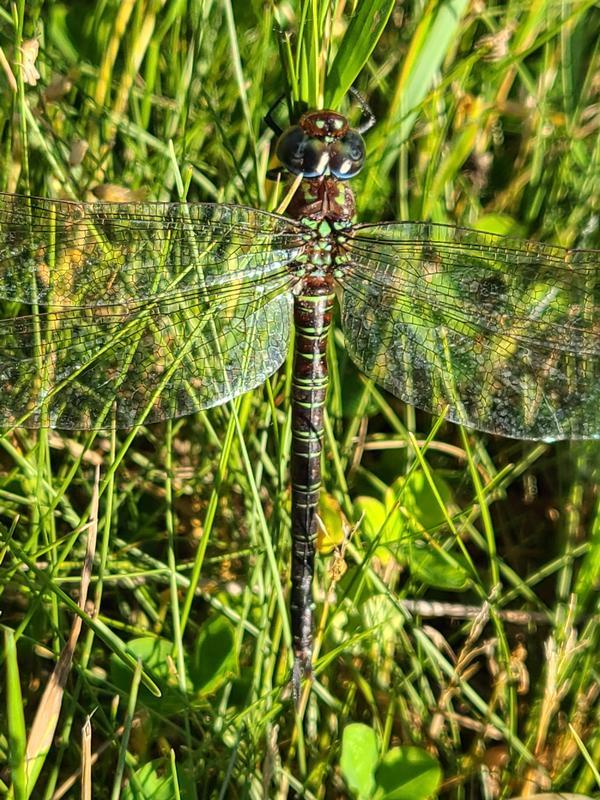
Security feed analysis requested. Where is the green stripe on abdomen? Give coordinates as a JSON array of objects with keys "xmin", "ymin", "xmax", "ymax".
[{"xmin": 289, "ymin": 281, "xmax": 334, "ymax": 679}]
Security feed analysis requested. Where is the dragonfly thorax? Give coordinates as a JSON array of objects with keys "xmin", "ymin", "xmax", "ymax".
[
  {"xmin": 287, "ymin": 176, "xmax": 356, "ymax": 223},
  {"xmin": 294, "ymin": 218, "xmax": 352, "ymax": 279}
]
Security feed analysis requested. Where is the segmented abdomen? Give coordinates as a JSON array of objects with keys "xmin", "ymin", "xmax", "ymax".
[{"xmin": 290, "ymin": 276, "xmax": 334, "ymax": 674}]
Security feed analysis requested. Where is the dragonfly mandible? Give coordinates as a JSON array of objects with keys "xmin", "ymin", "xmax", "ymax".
[{"xmin": 1, "ymin": 94, "xmax": 599, "ymax": 698}]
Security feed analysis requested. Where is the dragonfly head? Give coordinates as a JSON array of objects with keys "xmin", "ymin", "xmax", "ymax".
[{"xmin": 275, "ymin": 110, "xmax": 366, "ymax": 180}]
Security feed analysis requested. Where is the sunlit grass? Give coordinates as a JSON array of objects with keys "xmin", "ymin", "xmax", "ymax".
[{"xmin": 0, "ymin": 0, "xmax": 599, "ymax": 798}]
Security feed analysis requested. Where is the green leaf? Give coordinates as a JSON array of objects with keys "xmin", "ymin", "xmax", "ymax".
[
  {"xmin": 190, "ymin": 615, "xmax": 238, "ymax": 696},
  {"xmin": 318, "ymin": 492, "xmax": 346, "ymax": 554},
  {"xmin": 355, "ymin": 495, "xmax": 387, "ymax": 537},
  {"xmin": 340, "ymin": 723, "xmax": 379, "ymax": 799},
  {"xmin": 375, "ymin": 747, "xmax": 442, "ymax": 800},
  {"xmin": 110, "ymin": 637, "xmax": 183, "ymax": 712},
  {"xmin": 384, "ymin": 471, "xmax": 453, "ymax": 549},
  {"xmin": 472, "ymin": 213, "xmax": 527, "ymax": 238},
  {"xmin": 121, "ymin": 761, "xmax": 177, "ymax": 800},
  {"xmin": 326, "ymin": 0, "xmax": 396, "ymax": 108},
  {"xmin": 357, "ymin": 470, "xmax": 458, "ymax": 573},
  {"xmin": 409, "ymin": 543, "xmax": 470, "ymax": 591},
  {"xmin": 355, "ymin": 495, "xmax": 396, "ymax": 565}
]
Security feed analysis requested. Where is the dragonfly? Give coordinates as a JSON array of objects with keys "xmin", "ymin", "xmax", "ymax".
[{"xmin": 1, "ymin": 93, "xmax": 599, "ymax": 699}]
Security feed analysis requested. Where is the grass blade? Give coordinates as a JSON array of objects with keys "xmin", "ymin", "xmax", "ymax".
[
  {"xmin": 110, "ymin": 659, "xmax": 143, "ymax": 800},
  {"xmin": 5, "ymin": 628, "xmax": 27, "ymax": 800},
  {"xmin": 326, "ymin": 0, "xmax": 395, "ymax": 107}
]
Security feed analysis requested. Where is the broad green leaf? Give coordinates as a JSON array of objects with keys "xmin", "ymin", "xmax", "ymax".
[
  {"xmin": 355, "ymin": 495, "xmax": 397, "ymax": 565},
  {"xmin": 340, "ymin": 723, "xmax": 379, "ymax": 799},
  {"xmin": 472, "ymin": 213, "xmax": 527, "ymax": 238},
  {"xmin": 110, "ymin": 637, "xmax": 184, "ymax": 713},
  {"xmin": 318, "ymin": 492, "xmax": 346, "ymax": 554},
  {"xmin": 120, "ymin": 755, "xmax": 195, "ymax": 800},
  {"xmin": 375, "ymin": 746, "xmax": 442, "ymax": 800},
  {"xmin": 385, "ymin": 471, "xmax": 453, "ymax": 547},
  {"xmin": 355, "ymin": 495, "xmax": 387, "ymax": 539},
  {"xmin": 408, "ymin": 542, "xmax": 470, "ymax": 591},
  {"xmin": 190, "ymin": 615, "xmax": 238, "ymax": 696},
  {"xmin": 357, "ymin": 471, "xmax": 455, "ymax": 568}
]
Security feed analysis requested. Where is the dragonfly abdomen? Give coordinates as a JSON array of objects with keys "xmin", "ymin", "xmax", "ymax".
[{"xmin": 290, "ymin": 275, "xmax": 334, "ymax": 696}]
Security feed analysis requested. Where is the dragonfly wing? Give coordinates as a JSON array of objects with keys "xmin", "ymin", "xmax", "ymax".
[
  {"xmin": 339, "ymin": 221, "xmax": 600, "ymax": 441},
  {"xmin": 0, "ymin": 195, "xmax": 301, "ymax": 428},
  {"xmin": 0, "ymin": 278, "xmax": 294, "ymax": 429},
  {"xmin": 0, "ymin": 194, "xmax": 303, "ymax": 304}
]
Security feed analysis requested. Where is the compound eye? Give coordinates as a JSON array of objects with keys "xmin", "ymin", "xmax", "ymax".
[
  {"xmin": 276, "ymin": 126, "xmax": 329, "ymax": 177},
  {"xmin": 329, "ymin": 130, "xmax": 365, "ymax": 179}
]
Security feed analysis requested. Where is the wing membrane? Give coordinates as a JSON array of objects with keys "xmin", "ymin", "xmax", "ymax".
[
  {"xmin": 0, "ymin": 195, "xmax": 301, "ymax": 428},
  {"xmin": 340, "ymin": 222, "xmax": 600, "ymax": 440},
  {"xmin": 0, "ymin": 194, "xmax": 303, "ymax": 305}
]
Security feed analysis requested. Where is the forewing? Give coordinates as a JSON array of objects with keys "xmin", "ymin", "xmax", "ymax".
[
  {"xmin": 0, "ymin": 195, "xmax": 301, "ymax": 428},
  {"xmin": 339, "ymin": 221, "xmax": 600, "ymax": 441},
  {"xmin": 0, "ymin": 194, "xmax": 302, "ymax": 304}
]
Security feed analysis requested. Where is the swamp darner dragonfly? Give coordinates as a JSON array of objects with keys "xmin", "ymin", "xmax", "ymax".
[{"xmin": 1, "ymin": 99, "xmax": 599, "ymax": 697}]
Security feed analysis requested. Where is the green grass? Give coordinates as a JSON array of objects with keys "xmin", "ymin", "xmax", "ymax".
[{"xmin": 1, "ymin": 0, "xmax": 600, "ymax": 797}]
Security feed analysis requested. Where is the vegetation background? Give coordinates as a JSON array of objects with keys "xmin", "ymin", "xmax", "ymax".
[{"xmin": 0, "ymin": 0, "xmax": 599, "ymax": 797}]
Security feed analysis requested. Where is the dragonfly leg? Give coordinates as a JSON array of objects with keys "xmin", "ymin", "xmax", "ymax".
[
  {"xmin": 349, "ymin": 86, "xmax": 376, "ymax": 133},
  {"xmin": 265, "ymin": 94, "xmax": 286, "ymax": 135},
  {"xmin": 266, "ymin": 165, "xmax": 288, "ymax": 182}
]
